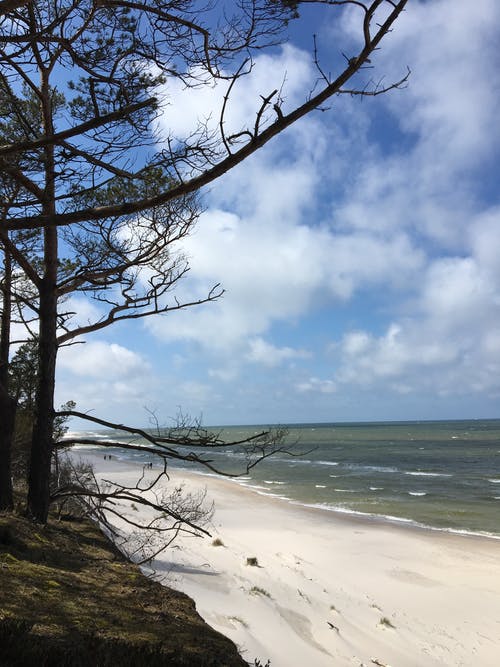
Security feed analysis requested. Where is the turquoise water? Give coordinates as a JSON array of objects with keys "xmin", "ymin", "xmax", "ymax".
[{"xmin": 72, "ymin": 419, "xmax": 500, "ymax": 538}]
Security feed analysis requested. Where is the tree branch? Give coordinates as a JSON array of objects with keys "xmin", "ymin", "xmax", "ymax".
[
  {"xmin": 4, "ymin": 0, "xmax": 409, "ymax": 232},
  {"xmin": 0, "ymin": 99, "xmax": 157, "ymax": 158}
]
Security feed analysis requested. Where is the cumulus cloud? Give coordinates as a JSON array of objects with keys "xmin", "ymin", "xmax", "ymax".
[
  {"xmin": 58, "ymin": 341, "xmax": 149, "ymax": 379},
  {"xmin": 246, "ymin": 337, "xmax": 310, "ymax": 367},
  {"xmin": 333, "ymin": 225, "xmax": 500, "ymax": 396},
  {"xmin": 63, "ymin": 1, "xmax": 500, "ymax": 421},
  {"xmin": 158, "ymin": 43, "xmax": 315, "ymax": 144},
  {"xmin": 333, "ymin": 0, "xmax": 500, "ymax": 247},
  {"xmin": 59, "ymin": 296, "xmax": 103, "ymax": 332},
  {"xmin": 296, "ymin": 377, "xmax": 337, "ymax": 394},
  {"xmin": 146, "ymin": 204, "xmax": 424, "ymax": 350}
]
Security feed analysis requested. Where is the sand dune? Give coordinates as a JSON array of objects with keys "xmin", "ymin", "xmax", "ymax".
[{"xmin": 88, "ymin": 456, "xmax": 500, "ymax": 667}]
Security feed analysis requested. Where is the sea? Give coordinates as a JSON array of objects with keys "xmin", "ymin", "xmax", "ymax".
[{"xmin": 69, "ymin": 419, "xmax": 500, "ymax": 540}]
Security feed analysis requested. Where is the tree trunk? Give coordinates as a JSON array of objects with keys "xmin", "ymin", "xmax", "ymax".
[
  {"xmin": 26, "ymin": 277, "xmax": 58, "ymax": 522},
  {"xmin": 0, "ymin": 234, "xmax": 14, "ymax": 510},
  {"xmin": 0, "ymin": 385, "xmax": 15, "ymax": 511},
  {"xmin": 26, "ymin": 70, "xmax": 58, "ymax": 523}
]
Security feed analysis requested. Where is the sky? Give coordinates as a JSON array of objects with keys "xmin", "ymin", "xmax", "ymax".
[{"xmin": 55, "ymin": 0, "xmax": 500, "ymax": 428}]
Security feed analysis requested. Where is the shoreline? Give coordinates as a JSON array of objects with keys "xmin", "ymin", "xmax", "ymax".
[
  {"xmin": 77, "ymin": 447, "xmax": 500, "ymax": 543},
  {"xmin": 79, "ymin": 453, "xmax": 500, "ymax": 667}
]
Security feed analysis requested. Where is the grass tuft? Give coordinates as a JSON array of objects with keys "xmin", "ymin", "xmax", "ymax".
[
  {"xmin": 249, "ymin": 586, "xmax": 272, "ymax": 599},
  {"xmin": 212, "ymin": 538, "xmax": 224, "ymax": 547}
]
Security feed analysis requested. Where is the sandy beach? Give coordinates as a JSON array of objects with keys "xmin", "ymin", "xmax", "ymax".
[{"xmin": 84, "ymin": 454, "xmax": 500, "ymax": 667}]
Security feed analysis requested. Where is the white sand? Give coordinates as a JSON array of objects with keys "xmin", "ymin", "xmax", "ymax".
[{"xmin": 85, "ymin": 455, "xmax": 500, "ymax": 667}]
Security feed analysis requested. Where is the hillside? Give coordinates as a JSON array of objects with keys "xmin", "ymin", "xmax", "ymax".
[{"xmin": 0, "ymin": 509, "xmax": 247, "ymax": 667}]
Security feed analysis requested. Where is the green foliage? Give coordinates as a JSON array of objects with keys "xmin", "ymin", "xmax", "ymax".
[
  {"xmin": 9, "ymin": 340, "xmax": 38, "ymax": 411},
  {"xmin": 8, "ymin": 340, "xmax": 75, "ymax": 482},
  {"xmin": 54, "ymin": 401, "xmax": 76, "ymax": 443}
]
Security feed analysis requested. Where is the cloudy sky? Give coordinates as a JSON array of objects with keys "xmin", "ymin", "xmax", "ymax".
[{"xmin": 57, "ymin": 0, "xmax": 500, "ymax": 428}]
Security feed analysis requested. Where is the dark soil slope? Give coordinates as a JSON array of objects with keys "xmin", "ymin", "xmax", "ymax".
[{"xmin": 0, "ymin": 511, "xmax": 247, "ymax": 667}]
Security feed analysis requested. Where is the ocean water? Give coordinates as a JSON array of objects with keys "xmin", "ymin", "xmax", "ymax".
[{"xmin": 70, "ymin": 419, "xmax": 500, "ymax": 539}]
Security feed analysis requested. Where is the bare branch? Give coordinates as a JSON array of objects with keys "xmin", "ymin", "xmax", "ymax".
[{"xmin": 3, "ymin": 1, "xmax": 409, "ymax": 232}]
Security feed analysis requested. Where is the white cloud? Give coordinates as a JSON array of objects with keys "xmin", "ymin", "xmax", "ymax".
[
  {"xmin": 58, "ymin": 2, "xmax": 500, "ymax": 422},
  {"xmin": 330, "ymin": 0, "xmax": 500, "ymax": 249},
  {"xmin": 469, "ymin": 207, "xmax": 500, "ymax": 282},
  {"xmin": 296, "ymin": 377, "xmax": 337, "ymax": 394},
  {"xmin": 246, "ymin": 337, "xmax": 310, "ymax": 367},
  {"xmin": 146, "ymin": 196, "xmax": 424, "ymax": 350},
  {"xmin": 59, "ymin": 296, "xmax": 103, "ymax": 332},
  {"xmin": 58, "ymin": 341, "xmax": 149, "ymax": 379},
  {"xmin": 382, "ymin": 0, "xmax": 500, "ymax": 164},
  {"xmin": 334, "ymin": 230, "xmax": 500, "ymax": 396},
  {"xmin": 179, "ymin": 380, "xmax": 216, "ymax": 404},
  {"xmin": 158, "ymin": 44, "xmax": 315, "ymax": 144}
]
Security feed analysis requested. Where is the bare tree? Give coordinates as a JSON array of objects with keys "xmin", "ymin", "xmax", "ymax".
[
  {"xmin": 54, "ymin": 455, "xmax": 214, "ymax": 564},
  {"xmin": 0, "ymin": 0, "xmax": 409, "ymax": 522},
  {"xmin": 51, "ymin": 411, "xmax": 294, "ymax": 561}
]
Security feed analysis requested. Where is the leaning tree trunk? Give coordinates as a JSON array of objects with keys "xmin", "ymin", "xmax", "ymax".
[{"xmin": 0, "ymin": 234, "xmax": 14, "ymax": 511}]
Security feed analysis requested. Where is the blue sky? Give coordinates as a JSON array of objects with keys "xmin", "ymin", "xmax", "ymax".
[{"xmin": 55, "ymin": 0, "xmax": 500, "ymax": 427}]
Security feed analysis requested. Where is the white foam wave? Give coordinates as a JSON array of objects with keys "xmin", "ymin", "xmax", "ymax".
[
  {"xmin": 405, "ymin": 471, "xmax": 452, "ymax": 477},
  {"xmin": 408, "ymin": 492, "xmax": 427, "ymax": 496},
  {"xmin": 70, "ymin": 444, "xmax": 103, "ymax": 450},
  {"xmin": 168, "ymin": 465, "xmax": 500, "ymax": 542},
  {"xmin": 488, "ymin": 479, "xmax": 500, "ymax": 483},
  {"xmin": 334, "ymin": 488, "xmax": 357, "ymax": 493},
  {"xmin": 353, "ymin": 465, "xmax": 399, "ymax": 473},
  {"xmin": 315, "ymin": 485, "xmax": 327, "ymax": 488},
  {"xmin": 294, "ymin": 503, "xmax": 500, "ymax": 540}
]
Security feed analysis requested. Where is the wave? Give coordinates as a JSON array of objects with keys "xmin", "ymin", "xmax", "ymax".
[
  {"xmin": 345, "ymin": 464, "xmax": 399, "ymax": 473},
  {"xmin": 240, "ymin": 483, "xmax": 268, "ymax": 491},
  {"xmin": 70, "ymin": 444, "xmax": 103, "ymax": 450},
  {"xmin": 315, "ymin": 485, "xmax": 327, "ymax": 489},
  {"xmin": 408, "ymin": 491, "xmax": 427, "ymax": 496},
  {"xmin": 293, "ymin": 502, "xmax": 500, "ymax": 540},
  {"xmin": 369, "ymin": 486, "xmax": 384, "ymax": 491},
  {"xmin": 405, "ymin": 471, "xmax": 452, "ymax": 477},
  {"xmin": 64, "ymin": 431, "xmax": 111, "ymax": 440},
  {"xmin": 488, "ymin": 479, "xmax": 500, "ymax": 483},
  {"xmin": 263, "ymin": 480, "xmax": 286, "ymax": 485},
  {"xmin": 334, "ymin": 488, "xmax": 357, "ymax": 493},
  {"xmin": 284, "ymin": 458, "xmax": 340, "ymax": 467}
]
